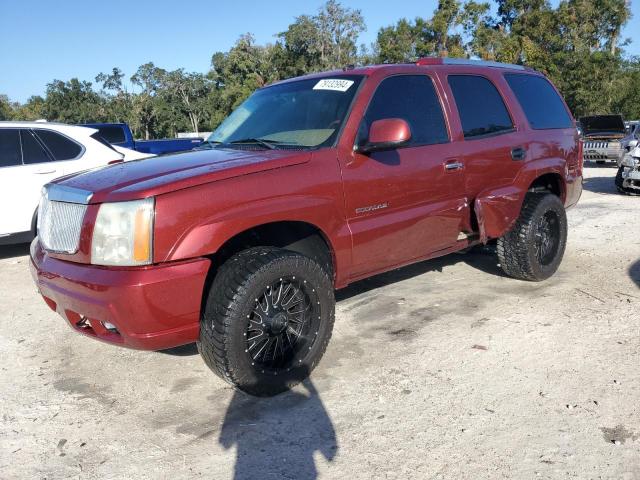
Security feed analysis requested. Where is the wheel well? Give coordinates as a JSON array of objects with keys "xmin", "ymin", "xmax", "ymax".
[
  {"xmin": 211, "ymin": 221, "xmax": 335, "ymax": 278},
  {"xmin": 528, "ymin": 173, "xmax": 565, "ymax": 201}
]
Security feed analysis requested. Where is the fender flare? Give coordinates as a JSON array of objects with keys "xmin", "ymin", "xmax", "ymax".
[{"xmin": 161, "ymin": 194, "xmax": 351, "ymax": 283}]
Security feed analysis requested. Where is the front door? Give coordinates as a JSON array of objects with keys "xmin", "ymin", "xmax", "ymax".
[{"xmin": 339, "ymin": 74, "xmax": 468, "ymax": 278}]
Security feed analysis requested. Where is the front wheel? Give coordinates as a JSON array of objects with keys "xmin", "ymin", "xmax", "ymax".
[
  {"xmin": 497, "ymin": 193, "xmax": 567, "ymax": 282},
  {"xmin": 198, "ymin": 247, "xmax": 335, "ymax": 396}
]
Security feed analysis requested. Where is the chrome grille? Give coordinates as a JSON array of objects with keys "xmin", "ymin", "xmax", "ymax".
[
  {"xmin": 38, "ymin": 196, "xmax": 87, "ymax": 254},
  {"xmin": 584, "ymin": 141, "xmax": 608, "ymax": 149}
]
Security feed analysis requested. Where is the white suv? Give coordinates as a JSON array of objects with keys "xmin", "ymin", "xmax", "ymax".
[{"xmin": 0, "ymin": 122, "xmax": 150, "ymax": 245}]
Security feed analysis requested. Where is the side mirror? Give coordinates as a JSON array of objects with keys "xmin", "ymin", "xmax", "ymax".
[
  {"xmin": 628, "ymin": 139, "xmax": 638, "ymax": 149},
  {"xmin": 358, "ymin": 118, "xmax": 411, "ymax": 153}
]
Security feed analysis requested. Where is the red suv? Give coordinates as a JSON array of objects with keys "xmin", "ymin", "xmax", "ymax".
[{"xmin": 31, "ymin": 58, "xmax": 582, "ymax": 396}]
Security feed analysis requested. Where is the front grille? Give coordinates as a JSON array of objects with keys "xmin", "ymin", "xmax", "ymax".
[
  {"xmin": 38, "ymin": 197, "xmax": 87, "ymax": 254},
  {"xmin": 584, "ymin": 141, "xmax": 608, "ymax": 149}
]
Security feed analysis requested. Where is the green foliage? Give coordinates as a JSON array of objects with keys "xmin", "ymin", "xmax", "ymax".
[
  {"xmin": 2, "ymin": 0, "xmax": 639, "ymax": 136},
  {"xmin": 0, "ymin": 94, "xmax": 13, "ymax": 121}
]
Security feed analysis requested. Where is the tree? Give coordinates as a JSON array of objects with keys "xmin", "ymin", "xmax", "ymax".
[
  {"xmin": 0, "ymin": 94, "xmax": 13, "ymax": 120},
  {"xmin": 4, "ymin": 0, "xmax": 638, "ymax": 137},
  {"xmin": 14, "ymin": 96, "xmax": 45, "ymax": 120},
  {"xmin": 130, "ymin": 62, "xmax": 167, "ymax": 139},
  {"xmin": 96, "ymin": 67, "xmax": 133, "ymax": 125},
  {"xmin": 209, "ymin": 34, "xmax": 278, "ymax": 128},
  {"xmin": 162, "ymin": 70, "xmax": 211, "ymax": 134},
  {"xmin": 316, "ymin": 0, "xmax": 366, "ymax": 68},
  {"xmin": 41, "ymin": 78, "xmax": 104, "ymax": 123}
]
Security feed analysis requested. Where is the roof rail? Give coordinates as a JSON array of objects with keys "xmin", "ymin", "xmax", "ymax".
[{"xmin": 416, "ymin": 57, "xmax": 526, "ymax": 70}]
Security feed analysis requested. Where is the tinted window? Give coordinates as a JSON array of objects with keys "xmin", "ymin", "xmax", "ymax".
[
  {"xmin": 91, "ymin": 132, "xmax": 119, "ymax": 152},
  {"xmin": 359, "ymin": 75, "xmax": 448, "ymax": 146},
  {"xmin": 21, "ymin": 130, "xmax": 52, "ymax": 164},
  {"xmin": 448, "ymin": 75, "xmax": 513, "ymax": 139},
  {"xmin": 505, "ymin": 74, "xmax": 573, "ymax": 129},
  {"xmin": 34, "ymin": 129, "xmax": 83, "ymax": 160},
  {"xmin": 0, "ymin": 129, "xmax": 22, "ymax": 167},
  {"xmin": 96, "ymin": 126, "xmax": 126, "ymax": 144}
]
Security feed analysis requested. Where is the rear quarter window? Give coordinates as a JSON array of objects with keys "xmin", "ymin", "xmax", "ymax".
[
  {"xmin": 504, "ymin": 74, "xmax": 573, "ymax": 129},
  {"xmin": 96, "ymin": 126, "xmax": 126, "ymax": 144},
  {"xmin": 34, "ymin": 129, "xmax": 83, "ymax": 160}
]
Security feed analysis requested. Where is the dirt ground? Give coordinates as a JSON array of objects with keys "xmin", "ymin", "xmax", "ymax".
[{"xmin": 1, "ymin": 164, "xmax": 639, "ymax": 480}]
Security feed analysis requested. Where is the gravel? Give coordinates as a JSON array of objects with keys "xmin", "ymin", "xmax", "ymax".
[{"xmin": 1, "ymin": 164, "xmax": 638, "ymax": 479}]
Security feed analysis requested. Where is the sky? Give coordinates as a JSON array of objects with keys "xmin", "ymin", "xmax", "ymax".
[{"xmin": 1, "ymin": 0, "xmax": 639, "ymax": 103}]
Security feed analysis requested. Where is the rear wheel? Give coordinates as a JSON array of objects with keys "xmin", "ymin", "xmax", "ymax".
[
  {"xmin": 198, "ymin": 247, "xmax": 335, "ymax": 396},
  {"xmin": 497, "ymin": 193, "xmax": 567, "ymax": 282}
]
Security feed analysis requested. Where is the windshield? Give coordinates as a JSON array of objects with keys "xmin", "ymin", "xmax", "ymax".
[{"xmin": 206, "ymin": 75, "xmax": 363, "ymax": 150}]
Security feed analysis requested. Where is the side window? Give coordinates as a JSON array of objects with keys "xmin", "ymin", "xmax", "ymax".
[
  {"xmin": 359, "ymin": 75, "xmax": 448, "ymax": 147},
  {"xmin": 448, "ymin": 75, "xmax": 513, "ymax": 139},
  {"xmin": 21, "ymin": 130, "xmax": 52, "ymax": 164},
  {"xmin": 34, "ymin": 129, "xmax": 83, "ymax": 160},
  {"xmin": 0, "ymin": 129, "xmax": 22, "ymax": 167},
  {"xmin": 504, "ymin": 74, "xmax": 573, "ymax": 129},
  {"xmin": 96, "ymin": 126, "xmax": 126, "ymax": 144}
]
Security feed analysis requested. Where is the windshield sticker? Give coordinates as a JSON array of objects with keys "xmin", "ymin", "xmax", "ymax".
[{"xmin": 313, "ymin": 79, "xmax": 355, "ymax": 92}]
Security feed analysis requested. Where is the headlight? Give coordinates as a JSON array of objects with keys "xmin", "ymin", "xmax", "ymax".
[
  {"xmin": 91, "ymin": 198, "xmax": 154, "ymax": 266},
  {"xmin": 621, "ymin": 154, "xmax": 639, "ymax": 168}
]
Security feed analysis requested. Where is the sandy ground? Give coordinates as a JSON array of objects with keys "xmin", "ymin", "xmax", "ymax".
[{"xmin": 1, "ymin": 164, "xmax": 638, "ymax": 480}]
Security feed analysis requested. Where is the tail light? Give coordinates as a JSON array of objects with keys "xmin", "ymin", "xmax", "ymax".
[{"xmin": 108, "ymin": 159, "xmax": 124, "ymax": 165}]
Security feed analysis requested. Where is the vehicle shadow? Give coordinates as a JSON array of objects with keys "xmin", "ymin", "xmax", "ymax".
[
  {"xmin": 630, "ymin": 259, "xmax": 640, "ymax": 290},
  {"xmin": 159, "ymin": 343, "xmax": 199, "ymax": 356},
  {"xmin": 159, "ymin": 247, "xmax": 502, "ymax": 356},
  {"xmin": 0, "ymin": 243, "xmax": 30, "ymax": 260},
  {"xmin": 583, "ymin": 161, "xmax": 618, "ymax": 169},
  {"xmin": 337, "ymin": 245, "xmax": 504, "ymax": 301},
  {"xmin": 219, "ymin": 371, "xmax": 337, "ymax": 480},
  {"xmin": 581, "ymin": 175, "xmax": 619, "ymax": 195}
]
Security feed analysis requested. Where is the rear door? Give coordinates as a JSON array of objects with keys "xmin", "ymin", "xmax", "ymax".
[
  {"xmin": 339, "ymin": 74, "xmax": 469, "ymax": 278},
  {"xmin": 32, "ymin": 129, "xmax": 87, "ymax": 175},
  {"xmin": 444, "ymin": 74, "xmax": 525, "ymax": 200},
  {"xmin": 0, "ymin": 128, "xmax": 29, "ymax": 235},
  {"xmin": 15, "ymin": 129, "xmax": 64, "ymax": 234}
]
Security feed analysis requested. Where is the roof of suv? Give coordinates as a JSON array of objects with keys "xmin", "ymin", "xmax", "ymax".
[{"xmin": 270, "ymin": 57, "xmax": 538, "ymax": 87}]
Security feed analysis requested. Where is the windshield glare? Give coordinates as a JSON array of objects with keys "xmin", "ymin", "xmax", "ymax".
[{"xmin": 207, "ymin": 75, "xmax": 363, "ymax": 149}]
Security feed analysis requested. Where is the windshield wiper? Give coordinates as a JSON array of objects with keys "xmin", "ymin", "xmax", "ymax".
[{"xmin": 227, "ymin": 138, "xmax": 285, "ymax": 150}]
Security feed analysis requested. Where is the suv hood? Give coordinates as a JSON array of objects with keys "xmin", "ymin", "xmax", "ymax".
[
  {"xmin": 580, "ymin": 115, "xmax": 625, "ymax": 137},
  {"xmin": 54, "ymin": 148, "xmax": 312, "ymax": 204}
]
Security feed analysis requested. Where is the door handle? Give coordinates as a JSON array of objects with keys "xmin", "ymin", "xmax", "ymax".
[
  {"xmin": 34, "ymin": 168, "xmax": 56, "ymax": 174},
  {"xmin": 444, "ymin": 161, "xmax": 464, "ymax": 171},
  {"xmin": 511, "ymin": 147, "xmax": 526, "ymax": 161}
]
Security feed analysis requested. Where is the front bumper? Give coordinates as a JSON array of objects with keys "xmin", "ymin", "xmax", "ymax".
[
  {"xmin": 619, "ymin": 166, "xmax": 640, "ymax": 193},
  {"xmin": 582, "ymin": 147, "xmax": 623, "ymax": 162},
  {"xmin": 30, "ymin": 239, "xmax": 210, "ymax": 350}
]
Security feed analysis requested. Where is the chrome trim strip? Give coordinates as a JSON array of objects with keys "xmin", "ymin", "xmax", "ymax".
[{"xmin": 44, "ymin": 183, "xmax": 93, "ymax": 204}]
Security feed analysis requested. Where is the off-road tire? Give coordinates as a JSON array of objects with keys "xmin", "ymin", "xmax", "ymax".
[
  {"xmin": 497, "ymin": 193, "xmax": 567, "ymax": 282},
  {"xmin": 198, "ymin": 247, "xmax": 335, "ymax": 396}
]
